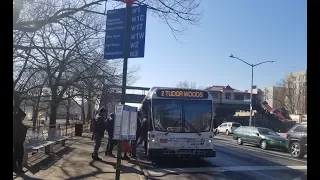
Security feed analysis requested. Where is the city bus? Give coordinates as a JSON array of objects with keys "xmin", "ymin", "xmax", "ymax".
[{"xmin": 139, "ymin": 87, "xmax": 216, "ymax": 162}]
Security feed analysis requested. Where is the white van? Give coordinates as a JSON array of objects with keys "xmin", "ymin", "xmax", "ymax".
[{"xmin": 217, "ymin": 122, "xmax": 241, "ymax": 135}]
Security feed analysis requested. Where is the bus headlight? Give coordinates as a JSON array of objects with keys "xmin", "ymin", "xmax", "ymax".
[
  {"xmin": 151, "ymin": 139, "xmax": 155, "ymax": 142},
  {"xmin": 208, "ymin": 139, "xmax": 212, "ymax": 143}
]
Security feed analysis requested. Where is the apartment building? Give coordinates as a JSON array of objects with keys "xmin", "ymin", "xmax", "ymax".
[
  {"xmin": 244, "ymin": 86, "xmax": 264, "ymax": 101},
  {"xmin": 285, "ymin": 70, "xmax": 307, "ymax": 114},
  {"xmin": 263, "ymin": 86, "xmax": 285, "ymax": 111}
]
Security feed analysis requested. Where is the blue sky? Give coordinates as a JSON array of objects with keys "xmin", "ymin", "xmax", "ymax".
[{"xmin": 127, "ymin": 0, "xmax": 306, "ymax": 92}]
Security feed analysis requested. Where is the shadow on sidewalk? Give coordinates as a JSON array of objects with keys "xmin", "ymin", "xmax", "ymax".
[
  {"xmin": 13, "ymin": 173, "xmax": 43, "ymax": 180},
  {"xmin": 63, "ymin": 159, "xmax": 142, "ymax": 180},
  {"xmin": 25, "ymin": 146, "xmax": 76, "ymax": 174}
]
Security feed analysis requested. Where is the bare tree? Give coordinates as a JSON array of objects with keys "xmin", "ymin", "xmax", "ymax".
[
  {"xmin": 14, "ymin": 0, "xmax": 202, "ymax": 107},
  {"xmin": 176, "ymin": 81, "xmax": 197, "ymax": 89},
  {"xmin": 263, "ymin": 87, "xmax": 287, "ymax": 112},
  {"xmin": 14, "ymin": 0, "xmax": 201, "ymax": 134},
  {"xmin": 281, "ymin": 73, "xmax": 307, "ymax": 114},
  {"xmin": 197, "ymin": 85, "xmax": 206, "ymax": 90},
  {"xmin": 14, "ymin": 0, "xmax": 201, "ymax": 39},
  {"xmin": 263, "ymin": 73, "xmax": 306, "ymax": 115},
  {"xmin": 14, "ymin": 9, "xmax": 118, "ymax": 137}
]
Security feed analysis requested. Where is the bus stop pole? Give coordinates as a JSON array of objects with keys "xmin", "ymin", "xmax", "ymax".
[{"xmin": 115, "ymin": 3, "xmax": 132, "ymax": 180}]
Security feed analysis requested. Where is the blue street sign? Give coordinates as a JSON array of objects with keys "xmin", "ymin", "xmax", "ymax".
[{"xmin": 104, "ymin": 5, "xmax": 147, "ymax": 60}]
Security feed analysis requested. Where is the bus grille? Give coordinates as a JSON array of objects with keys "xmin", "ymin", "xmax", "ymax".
[{"xmin": 163, "ymin": 149, "xmax": 207, "ymax": 155}]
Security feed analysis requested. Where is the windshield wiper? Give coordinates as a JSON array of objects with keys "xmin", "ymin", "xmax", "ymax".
[
  {"xmin": 165, "ymin": 120, "xmax": 180, "ymax": 135},
  {"xmin": 185, "ymin": 121, "xmax": 201, "ymax": 136}
]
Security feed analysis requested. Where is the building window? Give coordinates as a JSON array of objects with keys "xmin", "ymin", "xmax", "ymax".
[
  {"xmin": 225, "ymin": 93, "xmax": 231, "ymax": 99},
  {"xmin": 235, "ymin": 95, "xmax": 244, "ymax": 100},
  {"xmin": 246, "ymin": 94, "xmax": 250, "ymax": 99},
  {"xmin": 211, "ymin": 93, "xmax": 219, "ymax": 99}
]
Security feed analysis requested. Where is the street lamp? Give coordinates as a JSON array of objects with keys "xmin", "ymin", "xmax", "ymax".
[{"xmin": 229, "ymin": 54, "xmax": 275, "ymax": 126}]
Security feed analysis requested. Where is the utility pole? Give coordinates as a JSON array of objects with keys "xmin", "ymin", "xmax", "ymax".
[
  {"xmin": 115, "ymin": 3, "xmax": 132, "ymax": 180},
  {"xmin": 229, "ymin": 54, "xmax": 275, "ymax": 126},
  {"xmin": 249, "ymin": 65, "xmax": 253, "ymax": 126}
]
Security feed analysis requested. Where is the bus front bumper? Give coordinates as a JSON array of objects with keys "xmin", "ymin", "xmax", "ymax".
[{"xmin": 149, "ymin": 149, "xmax": 216, "ymax": 158}]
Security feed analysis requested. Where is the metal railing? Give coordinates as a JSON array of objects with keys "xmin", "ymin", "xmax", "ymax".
[
  {"xmin": 22, "ymin": 121, "xmax": 90, "ymax": 148},
  {"xmin": 23, "ymin": 123, "xmax": 73, "ymax": 148}
]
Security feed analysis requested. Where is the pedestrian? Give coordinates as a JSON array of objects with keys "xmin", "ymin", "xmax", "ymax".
[
  {"xmin": 90, "ymin": 110, "xmax": 99, "ymax": 140},
  {"xmin": 92, "ymin": 107, "xmax": 107, "ymax": 160},
  {"xmin": 137, "ymin": 115, "xmax": 148, "ymax": 154},
  {"xmin": 105, "ymin": 113, "xmax": 116, "ymax": 157},
  {"xmin": 121, "ymin": 140, "xmax": 130, "ymax": 160},
  {"xmin": 13, "ymin": 108, "xmax": 28, "ymax": 174},
  {"xmin": 130, "ymin": 111, "xmax": 141, "ymax": 158}
]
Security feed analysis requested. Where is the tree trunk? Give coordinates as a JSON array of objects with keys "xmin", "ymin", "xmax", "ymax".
[
  {"xmin": 31, "ymin": 104, "xmax": 38, "ymax": 131},
  {"xmin": 66, "ymin": 98, "xmax": 71, "ymax": 124},
  {"xmin": 32, "ymin": 88, "xmax": 44, "ymax": 131},
  {"xmin": 48, "ymin": 90, "xmax": 58, "ymax": 140},
  {"xmin": 86, "ymin": 90, "xmax": 92, "ymax": 122},
  {"xmin": 81, "ymin": 95, "xmax": 85, "ymax": 124}
]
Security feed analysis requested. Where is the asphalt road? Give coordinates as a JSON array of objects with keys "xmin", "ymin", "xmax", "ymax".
[{"xmin": 137, "ymin": 134, "xmax": 307, "ymax": 180}]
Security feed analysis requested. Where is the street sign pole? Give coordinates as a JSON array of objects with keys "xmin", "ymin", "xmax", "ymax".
[{"xmin": 115, "ymin": 3, "xmax": 132, "ymax": 180}]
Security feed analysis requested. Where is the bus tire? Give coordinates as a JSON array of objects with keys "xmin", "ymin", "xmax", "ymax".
[
  {"xmin": 149, "ymin": 155, "xmax": 158, "ymax": 164},
  {"xmin": 147, "ymin": 150, "xmax": 155, "ymax": 162}
]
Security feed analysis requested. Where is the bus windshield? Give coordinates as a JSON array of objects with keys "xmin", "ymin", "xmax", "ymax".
[{"xmin": 152, "ymin": 99, "xmax": 212, "ymax": 132}]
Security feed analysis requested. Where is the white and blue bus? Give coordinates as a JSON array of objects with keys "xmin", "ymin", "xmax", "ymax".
[{"xmin": 140, "ymin": 87, "xmax": 216, "ymax": 161}]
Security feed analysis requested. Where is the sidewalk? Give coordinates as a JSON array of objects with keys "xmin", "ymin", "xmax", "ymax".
[{"xmin": 13, "ymin": 133, "xmax": 145, "ymax": 180}]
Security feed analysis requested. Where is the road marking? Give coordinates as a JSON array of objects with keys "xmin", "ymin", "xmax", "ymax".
[
  {"xmin": 145, "ymin": 165, "xmax": 307, "ymax": 176},
  {"xmin": 214, "ymin": 139, "xmax": 307, "ymax": 163}
]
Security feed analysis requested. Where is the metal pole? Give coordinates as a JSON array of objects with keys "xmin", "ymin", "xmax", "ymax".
[
  {"xmin": 115, "ymin": 4, "xmax": 132, "ymax": 180},
  {"xmin": 249, "ymin": 65, "xmax": 254, "ymax": 126}
]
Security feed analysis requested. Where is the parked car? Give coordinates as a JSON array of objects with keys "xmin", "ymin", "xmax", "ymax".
[
  {"xmin": 286, "ymin": 124, "xmax": 307, "ymax": 158},
  {"xmin": 217, "ymin": 122, "xmax": 241, "ymax": 135},
  {"xmin": 233, "ymin": 126, "xmax": 287, "ymax": 151}
]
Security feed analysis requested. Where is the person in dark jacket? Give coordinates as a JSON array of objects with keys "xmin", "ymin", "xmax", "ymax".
[
  {"xmin": 137, "ymin": 116, "xmax": 148, "ymax": 154},
  {"xmin": 92, "ymin": 107, "xmax": 107, "ymax": 160},
  {"xmin": 13, "ymin": 108, "xmax": 27, "ymax": 174},
  {"xmin": 130, "ymin": 112, "xmax": 141, "ymax": 158},
  {"xmin": 90, "ymin": 110, "xmax": 99, "ymax": 140},
  {"xmin": 105, "ymin": 113, "xmax": 116, "ymax": 157}
]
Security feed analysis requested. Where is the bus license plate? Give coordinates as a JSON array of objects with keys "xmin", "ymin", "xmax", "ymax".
[{"xmin": 160, "ymin": 139, "xmax": 168, "ymax": 143}]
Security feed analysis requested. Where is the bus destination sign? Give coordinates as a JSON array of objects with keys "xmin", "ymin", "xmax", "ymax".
[{"xmin": 156, "ymin": 89, "xmax": 209, "ymax": 99}]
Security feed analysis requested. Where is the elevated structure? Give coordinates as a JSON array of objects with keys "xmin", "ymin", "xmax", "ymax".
[
  {"xmin": 96, "ymin": 85, "xmax": 254, "ymax": 113},
  {"xmin": 96, "ymin": 85, "xmax": 150, "ymax": 113}
]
